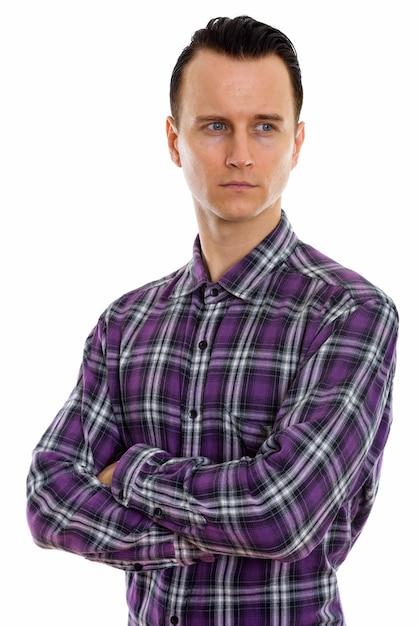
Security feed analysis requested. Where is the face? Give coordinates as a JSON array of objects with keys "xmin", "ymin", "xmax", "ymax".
[{"xmin": 167, "ymin": 50, "xmax": 304, "ymax": 232}]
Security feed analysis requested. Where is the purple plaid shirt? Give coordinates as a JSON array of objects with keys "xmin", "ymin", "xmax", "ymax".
[{"xmin": 27, "ymin": 211, "xmax": 398, "ymax": 625}]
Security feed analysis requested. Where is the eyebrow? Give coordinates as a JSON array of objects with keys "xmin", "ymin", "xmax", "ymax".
[
  {"xmin": 194, "ymin": 113, "xmax": 285, "ymax": 124},
  {"xmin": 253, "ymin": 114, "xmax": 285, "ymax": 123}
]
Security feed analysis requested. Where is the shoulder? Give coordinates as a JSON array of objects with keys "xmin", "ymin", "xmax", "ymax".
[{"xmin": 284, "ymin": 240, "xmax": 398, "ymax": 327}]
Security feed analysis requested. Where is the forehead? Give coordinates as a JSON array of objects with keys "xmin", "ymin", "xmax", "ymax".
[{"xmin": 179, "ymin": 50, "xmax": 294, "ymax": 118}]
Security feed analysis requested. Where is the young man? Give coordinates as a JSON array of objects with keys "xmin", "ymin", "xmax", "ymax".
[{"xmin": 27, "ymin": 16, "xmax": 398, "ymax": 625}]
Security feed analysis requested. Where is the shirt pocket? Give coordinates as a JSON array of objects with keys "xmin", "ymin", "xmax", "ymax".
[{"xmin": 224, "ymin": 406, "xmax": 274, "ymax": 458}]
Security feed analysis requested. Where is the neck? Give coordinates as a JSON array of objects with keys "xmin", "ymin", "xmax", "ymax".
[{"xmin": 196, "ymin": 208, "xmax": 282, "ymax": 283}]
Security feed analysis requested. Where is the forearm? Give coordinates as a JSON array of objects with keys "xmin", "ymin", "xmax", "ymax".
[
  {"xmin": 110, "ymin": 433, "xmax": 349, "ymax": 562},
  {"xmin": 27, "ymin": 448, "xmax": 154, "ymax": 555},
  {"xmin": 112, "ymin": 412, "xmax": 390, "ymax": 561},
  {"xmin": 27, "ymin": 448, "xmax": 215, "ymax": 569}
]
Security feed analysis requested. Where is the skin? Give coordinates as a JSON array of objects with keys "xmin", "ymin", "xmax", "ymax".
[
  {"xmin": 167, "ymin": 50, "xmax": 305, "ymax": 283},
  {"xmin": 97, "ymin": 49, "xmax": 305, "ymax": 485}
]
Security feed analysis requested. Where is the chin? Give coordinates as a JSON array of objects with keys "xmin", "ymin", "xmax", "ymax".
[{"xmin": 215, "ymin": 204, "xmax": 277, "ymax": 224}]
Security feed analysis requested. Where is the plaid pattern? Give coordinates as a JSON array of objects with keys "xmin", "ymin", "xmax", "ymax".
[{"xmin": 27, "ymin": 211, "xmax": 398, "ymax": 625}]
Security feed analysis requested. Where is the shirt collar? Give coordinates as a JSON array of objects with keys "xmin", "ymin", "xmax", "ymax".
[{"xmin": 171, "ymin": 210, "xmax": 298, "ymax": 301}]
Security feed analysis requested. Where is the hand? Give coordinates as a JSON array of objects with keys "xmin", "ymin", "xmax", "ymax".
[{"xmin": 97, "ymin": 461, "xmax": 118, "ymax": 486}]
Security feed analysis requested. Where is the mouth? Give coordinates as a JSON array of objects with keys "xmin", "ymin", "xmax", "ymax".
[{"xmin": 221, "ymin": 181, "xmax": 257, "ymax": 191}]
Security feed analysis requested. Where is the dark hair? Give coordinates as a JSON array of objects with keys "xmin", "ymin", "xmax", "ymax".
[{"xmin": 170, "ymin": 15, "xmax": 303, "ymax": 125}]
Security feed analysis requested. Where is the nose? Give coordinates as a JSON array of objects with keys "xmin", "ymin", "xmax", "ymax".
[{"xmin": 225, "ymin": 133, "xmax": 254, "ymax": 168}]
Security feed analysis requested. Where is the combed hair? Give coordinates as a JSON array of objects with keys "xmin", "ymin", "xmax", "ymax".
[{"xmin": 170, "ymin": 15, "xmax": 303, "ymax": 124}]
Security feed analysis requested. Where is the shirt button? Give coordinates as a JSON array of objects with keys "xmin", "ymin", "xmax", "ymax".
[
  {"xmin": 189, "ymin": 409, "xmax": 198, "ymax": 419},
  {"xmin": 198, "ymin": 340, "xmax": 207, "ymax": 350},
  {"xmin": 210, "ymin": 288, "xmax": 219, "ymax": 297},
  {"xmin": 154, "ymin": 507, "xmax": 163, "ymax": 517},
  {"xmin": 170, "ymin": 617, "xmax": 179, "ymax": 625}
]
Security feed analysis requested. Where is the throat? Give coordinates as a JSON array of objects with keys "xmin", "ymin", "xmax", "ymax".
[{"xmin": 195, "ymin": 204, "xmax": 282, "ymax": 282}]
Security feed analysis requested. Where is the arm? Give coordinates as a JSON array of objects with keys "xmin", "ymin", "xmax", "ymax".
[
  {"xmin": 26, "ymin": 320, "xmax": 215, "ymax": 571},
  {"xmin": 110, "ymin": 297, "xmax": 398, "ymax": 562}
]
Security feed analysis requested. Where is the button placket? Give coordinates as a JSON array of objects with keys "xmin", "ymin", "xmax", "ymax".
[{"xmin": 181, "ymin": 295, "xmax": 225, "ymax": 457}]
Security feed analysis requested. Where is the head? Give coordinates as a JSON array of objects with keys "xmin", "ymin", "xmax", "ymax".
[
  {"xmin": 166, "ymin": 16, "xmax": 305, "ymax": 250},
  {"xmin": 170, "ymin": 15, "xmax": 303, "ymax": 128}
]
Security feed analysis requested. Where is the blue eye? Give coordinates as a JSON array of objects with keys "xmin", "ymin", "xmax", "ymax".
[
  {"xmin": 258, "ymin": 123, "xmax": 273, "ymax": 132},
  {"xmin": 209, "ymin": 122, "xmax": 225, "ymax": 131}
]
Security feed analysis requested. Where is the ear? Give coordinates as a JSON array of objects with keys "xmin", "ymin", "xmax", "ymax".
[
  {"xmin": 166, "ymin": 116, "xmax": 182, "ymax": 168},
  {"xmin": 291, "ymin": 121, "xmax": 305, "ymax": 169}
]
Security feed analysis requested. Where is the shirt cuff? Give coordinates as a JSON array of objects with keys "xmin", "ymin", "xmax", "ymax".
[
  {"xmin": 173, "ymin": 535, "xmax": 216, "ymax": 566},
  {"xmin": 111, "ymin": 443, "xmax": 207, "ymax": 531}
]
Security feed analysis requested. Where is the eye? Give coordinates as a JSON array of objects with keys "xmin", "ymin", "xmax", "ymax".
[
  {"xmin": 208, "ymin": 122, "xmax": 226, "ymax": 132},
  {"xmin": 256, "ymin": 122, "xmax": 274, "ymax": 132}
]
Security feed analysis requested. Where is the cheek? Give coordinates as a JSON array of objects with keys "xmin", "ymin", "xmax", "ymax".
[
  {"xmin": 180, "ymin": 146, "xmax": 215, "ymax": 185},
  {"xmin": 264, "ymin": 154, "xmax": 294, "ymax": 195},
  {"xmin": 180, "ymin": 156, "xmax": 210, "ymax": 201}
]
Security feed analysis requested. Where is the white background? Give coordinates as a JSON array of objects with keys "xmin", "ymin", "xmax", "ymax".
[{"xmin": 1, "ymin": 1, "xmax": 415, "ymax": 623}]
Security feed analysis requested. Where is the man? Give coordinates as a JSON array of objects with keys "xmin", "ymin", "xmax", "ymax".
[{"xmin": 27, "ymin": 16, "xmax": 398, "ymax": 625}]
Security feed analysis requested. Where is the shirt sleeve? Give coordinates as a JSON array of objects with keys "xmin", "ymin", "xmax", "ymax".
[
  {"xmin": 111, "ymin": 296, "xmax": 398, "ymax": 562},
  {"xmin": 26, "ymin": 319, "xmax": 215, "ymax": 571}
]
